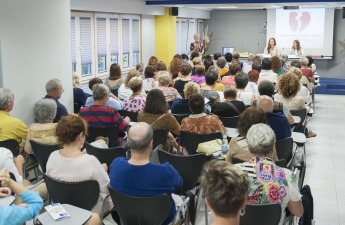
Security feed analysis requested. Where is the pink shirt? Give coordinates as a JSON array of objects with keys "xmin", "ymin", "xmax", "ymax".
[
  {"xmin": 191, "ymin": 75, "xmax": 205, "ymax": 86},
  {"xmin": 222, "ymin": 75, "xmax": 236, "ymax": 87},
  {"xmin": 159, "ymin": 87, "xmax": 181, "ymax": 102},
  {"xmin": 123, "ymin": 96, "xmax": 146, "ymax": 113}
]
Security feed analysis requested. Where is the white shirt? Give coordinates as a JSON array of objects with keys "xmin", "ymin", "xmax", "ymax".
[
  {"xmin": 243, "ymin": 64, "xmax": 252, "ymax": 73},
  {"xmin": 289, "ymin": 48, "xmax": 304, "ymax": 57},
  {"xmin": 263, "ymin": 45, "xmax": 280, "ymax": 56},
  {"xmin": 237, "ymin": 91, "xmax": 253, "ymax": 106},
  {"xmin": 142, "ymin": 78, "xmax": 159, "ymax": 92},
  {"xmin": 118, "ymin": 83, "xmax": 147, "ymax": 100},
  {"xmin": 245, "ymin": 82, "xmax": 259, "ymax": 97},
  {"xmin": 297, "ymin": 83, "xmax": 312, "ymax": 103},
  {"xmin": 258, "ymin": 70, "xmax": 278, "ymax": 84},
  {"xmin": 0, "ymin": 147, "xmax": 23, "ymax": 185}
]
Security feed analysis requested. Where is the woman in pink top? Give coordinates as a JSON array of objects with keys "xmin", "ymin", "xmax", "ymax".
[
  {"xmin": 157, "ymin": 71, "xmax": 182, "ymax": 102},
  {"xmin": 123, "ymin": 77, "xmax": 146, "ymax": 113},
  {"xmin": 222, "ymin": 62, "xmax": 240, "ymax": 87},
  {"xmin": 46, "ymin": 115, "xmax": 113, "ymax": 216},
  {"xmin": 191, "ymin": 64, "xmax": 205, "ymax": 86}
]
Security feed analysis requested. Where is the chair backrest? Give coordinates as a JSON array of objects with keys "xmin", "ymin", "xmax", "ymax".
[
  {"xmin": 275, "ymin": 137, "xmax": 293, "ymax": 162},
  {"xmin": 275, "ymin": 159, "xmax": 287, "ymax": 168},
  {"xmin": 87, "ymin": 126, "xmax": 119, "ymax": 148},
  {"xmin": 158, "ymin": 150, "xmax": 207, "ymax": 194},
  {"xmin": 108, "ymin": 187, "xmax": 170, "ymax": 225},
  {"xmin": 44, "ymin": 174, "xmax": 100, "ymax": 211},
  {"xmin": 240, "ymin": 204, "xmax": 281, "ymax": 225},
  {"xmin": 110, "ymin": 89, "xmax": 118, "ymax": 97},
  {"xmin": 29, "ymin": 140, "xmax": 60, "ymax": 173},
  {"xmin": 0, "ymin": 139, "xmax": 20, "ymax": 157},
  {"xmin": 74, "ymin": 103, "xmax": 81, "ymax": 114},
  {"xmin": 153, "ymin": 129, "xmax": 167, "ymax": 150},
  {"xmin": 118, "ymin": 110, "xmax": 138, "ymax": 122},
  {"xmin": 168, "ymin": 101, "xmax": 174, "ymax": 109},
  {"xmin": 232, "ymin": 157, "xmax": 245, "ymax": 164},
  {"xmin": 84, "ymin": 142, "xmax": 126, "ymax": 170},
  {"xmin": 218, "ymin": 116, "xmax": 240, "ymax": 128},
  {"xmin": 180, "ymin": 131, "xmax": 222, "ymax": 155},
  {"xmin": 290, "ymin": 108, "xmax": 307, "ymax": 132},
  {"xmin": 172, "ymin": 114, "xmax": 189, "ymax": 125}
]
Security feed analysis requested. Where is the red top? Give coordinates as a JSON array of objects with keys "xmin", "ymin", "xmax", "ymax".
[{"xmin": 301, "ymin": 69, "xmax": 313, "ymax": 79}]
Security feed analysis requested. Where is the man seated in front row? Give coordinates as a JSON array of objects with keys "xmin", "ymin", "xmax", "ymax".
[
  {"xmin": 109, "ymin": 122, "xmax": 183, "ymax": 225},
  {"xmin": 44, "ymin": 79, "xmax": 68, "ymax": 122}
]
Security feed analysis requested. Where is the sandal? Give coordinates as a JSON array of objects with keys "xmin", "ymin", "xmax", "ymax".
[{"xmin": 307, "ymin": 131, "xmax": 317, "ymax": 138}]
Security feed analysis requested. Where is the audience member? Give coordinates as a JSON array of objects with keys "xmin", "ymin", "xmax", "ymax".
[
  {"xmin": 247, "ymin": 53, "xmax": 254, "ymax": 65},
  {"xmin": 109, "ymin": 123, "xmax": 183, "ymax": 225},
  {"xmin": 73, "ymin": 72, "xmax": 87, "ymax": 107},
  {"xmin": 251, "ymin": 61, "xmax": 262, "ymax": 73},
  {"xmin": 174, "ymin": 64, "xmax": 193, "ymax": 94},
  {"xmin": 156, "ymin": 61, "xmax": 167, "ymax": 72},
  {"xmin": 203, "ymin": 54, "xmax": 212, "ymax": 62},
  {"xmin": 200, "ymin": 70, "xmax": 221, "ymax": 105},
  {"xmin": 0, "ymin": 88, "xmax": 28, "ymax": 152},
  {"xmin": 270, "ymin": 55, "xmax": 284, "ymax": 76},
  {"xmin": 190, "ymin": 51, "xmax": 199, "ymax": 61},
  {"xmin": 213, "ymin": 53, "xmax": 222, "ymax": 68},
  {"xmin": 181, "ymin": 54, "xmax": 189, "ymax": 64},
  {"xmin": 174, "ymin": 54, "xmax": 182, "ymax": 60},
  {"xmin": 306, "ymin": 55, "xmax": 316, "ymax": 73},
  {"xmin": 288, "ymin": 67, "xmax": 312, "ymax": 104},
  {"xmin": 300, "ymin": 58, "xmax": 315, "ymax": 83},
  {"xmin": 224, "ymin": 52, "xmax": 233, "ymax": 68},
  {"xmin": 192, "ymin": 57, "xmax": 202, "ymax": 75},
  {"xmin": 135, "ymin": 62, "xmax": 145, "ymax": 76},
  {"xmin": 237, "ymin": 124, "xmax": 304, "ymax": 224},
  {"xmin": 201, "ymin": 66, "xmax": 225, "ymax": 91},
  {"xmin": 105, "ymin": 63, "xmax": 124, "ymax": 91},
  {"xmin": 203, "ymin": 58, "xmax": 214, "ymax": 72},
  {"xmin": 148, "ymin": 56, "xmax": 158, "ymax": 67},
  {"xmin": 217, "ymin": 58, "xmax": 229, "ymax": 77},
  {"xmin": 157, "ymin": 71, "xmax": 181, "ymax": 102},
  {"xmin": 118, "ymin": 70, "xmax": 147, "ymax": 100},
  {"xmin": 232, "ymin": 52, "xmax": 243, "ymax": 71},
  {"xmin": 46, "ymin": 115, "xmax": 113, "ymax": 216},
  {"xmin": 257, "ymin": 58, "xmax": 277, "ymax": 84},
  {"xmin": 245, "ymin": 70, "xmax": 260, "ymax": 96},
  {"xmin": 200, "ymin": 161, "xmax": 249, "ymax": 225},
  {"xmin": 211, "ymin": 85, "xmax": 245, "ymax": 117},
  {"xmin": 142, "ymin": 66, "xmax": 158, "ymax": 92},
  {"xmin": 171, "ymin": 81, "xmax": 199, "ymax": 115},
  {"xmin": 235, "ymin": 72, "xmax": 255, "ymax": 106},
  {"xmin": 123, "ymin": 77, "xmax": 146, "ymax": 113},
  {"xmin": 222, "ymin": 62, "xmax": 240, "ymax": 86},
  {"xmin": 252, "ymin": 55, "xmax": 262, "ymax": 64},
  {"xmin": 191, "ymin": 64, "xmax": 205, "ymax": 85},
  {"xmin": 44, "ymin": 79, "xmax": 68, "ymax": 122},
  {"xmin": 281, "ymin": 54, "xmax": 289, "ymax": 70},
  {"xmin": 169, "ymin": 57, "xmax": 182, "ymax": 81},
  {"xmin": 290, "ymin": 61, "xmax": 313, "ymax": 92}
]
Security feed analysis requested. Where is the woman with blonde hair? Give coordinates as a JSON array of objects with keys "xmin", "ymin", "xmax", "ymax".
[
  {"xmin": 192, "ymin": 57, "xmax": 202, "ymax": 75},
  {"xmin": 118, "ymin": 70, "xmax": 147, "ymax": 100},
  {"xmin": 73, "ymin": 72, "xmax": 87, "ymax": 106},
  {"xmin": 157, "ymin": 71, "xmax": 181, "ymax": 102},
  {"xmin": 123, "ymin": 77, "xmax": 146, "ymax": 113},
  {"xmin": 171, "ymin": 81, "xmax": 200, "ymax": 115}
]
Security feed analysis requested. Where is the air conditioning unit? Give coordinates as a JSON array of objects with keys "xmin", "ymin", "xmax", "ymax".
[{"xmin": 283, "ymin": 6, "xmax": 300, "ymax": 10}]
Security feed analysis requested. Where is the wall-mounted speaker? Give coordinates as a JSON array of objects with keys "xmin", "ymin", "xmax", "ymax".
[
  {"xmin": 343, "ymin": 7, "xmax": 345, "ymax": 19},
  {"xmin": 171, "ymin": 7, "xmax": 178, "ymax": 16}
]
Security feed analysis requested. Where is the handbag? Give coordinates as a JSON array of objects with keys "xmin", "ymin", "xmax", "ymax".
[
  {"xmin": 197, "ymin": 139, "xmax": 222, "ymax": 156},
  {"xmin": 225, "ymin": 100, "xmax": 241, "ymax": 115}
]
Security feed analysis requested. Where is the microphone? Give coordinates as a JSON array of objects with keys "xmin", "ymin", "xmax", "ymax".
[{"xmin": 279, "ymin": 47, "xmax": 285, "ymax": 57}]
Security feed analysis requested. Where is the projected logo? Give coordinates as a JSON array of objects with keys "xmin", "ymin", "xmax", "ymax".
[{"xmin": 289, "ymin": 12, "xmax": 311, "ymax": 31}]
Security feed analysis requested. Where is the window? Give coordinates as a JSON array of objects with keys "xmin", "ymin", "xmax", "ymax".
[
  {"xmin": 122, "ymin": 19, "xmax": 130, "ymax": 68},
  {"xmin": 176, "ymin": 21, "xmax": 180, "ymax": 54},
  {"xmin": 198, "ymin": 20, "xmax": 204, "ymax": 44},
  {"xmin": 96, "ymin": 17, "xmax": 107, "ymax": 73},
  {"xmin": 132, "ymin": 19, "xmax": 140, "ymax": 66},
  {"xmin": 176, "ymin": 19, "xmax": 188, "ymax": 54},
  {"xmin": 180, "ymin": 20, "xmax": 187, "ymax": 54},
  {"xmin": 187, "ymin": 20, "xmax": 196, "ymax": 54},
  {"xmin": 80, "ymin": 17, "xmax": 93, "ymax": 76},
  {"xmin": 71, "ymin": 17, "xmax": 77, "ymax": 72},
  {"xmin": 109, "ymin": 18, "xmax": 119, "ymax": 64}
]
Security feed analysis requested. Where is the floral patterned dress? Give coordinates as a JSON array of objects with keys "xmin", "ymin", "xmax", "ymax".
[
  {"xmin": 123, "ymin": 96, "xmax": 146, "ymax": 113},
  {"xmin": 236, "ymin": 156, "xmax": 302, "ymax": 225}
]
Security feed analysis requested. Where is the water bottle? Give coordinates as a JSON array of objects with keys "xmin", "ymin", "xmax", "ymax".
[{"xmin": 221, "ymin": 135, "xmax": 228, "ymax": 153}]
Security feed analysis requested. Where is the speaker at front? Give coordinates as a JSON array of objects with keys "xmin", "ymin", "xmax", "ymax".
[
  {"xmin": 170, "ymin": 7, "xmax": 178, "ymax": 16},
  {"xmin": 343, "ymin": 7, "xmax": 345, "ymax": 19}
]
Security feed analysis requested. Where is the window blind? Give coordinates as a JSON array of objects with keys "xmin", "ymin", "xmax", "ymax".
[
  {"xmin": 109, "ymin": 18, "xmax": 119, "ymax": 55},
  {"xmin": 80, "ymin": 17, "xmax": 92, "ymax": 64},
  {"xmin": 198, "ymin": 21, "xmax": 204, "ymax": 43},
  {"xmin": 176, "ymin": 21, "xmax": 180, "ymax": 54},
  {"xmin": 132, "ymin": 19, "xmax": 140, "ymax": 52},
  {"xmin": 180, "ymin": 21, "xmax": 187, "ymax": 54},
  {"xmin": 187, "ymin": 20, "xmax": 196, "ymax": 53},
  {"xmin": 71, "ymin": 17, "xmax": 76, "ymax": 64},
  {"xmin": 122, "ymin": 19, "xmax": 130, "ymax": 54},
  {"xmin": 96, "ymin": 18, "xmax": 107, "ymax": 57}
]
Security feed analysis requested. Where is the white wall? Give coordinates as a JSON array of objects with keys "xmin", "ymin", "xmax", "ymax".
[
  {"xmin": 0, "ymin": 0, "xmax": 73, "ymax": 125},
  {"xmin": 71, "ymin": 0, "xmax": 165, "ymax": 15},
  {"xmin": 178, "ymin": 8, "xmax": 210, "ymax": 19},
  {"xmin": 141, "ymin": 15, "xmax": 156, "ymax": 66}
]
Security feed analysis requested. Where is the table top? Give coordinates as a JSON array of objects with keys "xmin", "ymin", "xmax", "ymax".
[
  {"xmin": 0, "ymin": 195, "xmax": 15, "ymax": 206},
  {"xmin": 291, "ymin": 132, "xmax": 306, "ymax": 144},
  {"xmin": 38, "ymin": 204, "xmax": 92, "ymax": 225},
  {"xmin": 314, "ymin": 75, "xmax": 320, "ymax": 78},
  {"xmin": 293, "ymin": 116, "xmax": 301, "ymax": 124}
]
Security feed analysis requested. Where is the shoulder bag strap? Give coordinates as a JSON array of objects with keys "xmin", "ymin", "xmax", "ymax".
[
  {"xmin": 225, "ymin": 101, "xmax": 241, "ymax": 115},
  {"xmin": 150, "ymin": 113, "xmax": 167, "ymax": 127},
  {"xmin": 88, "ymin": 106, "xmax": 103, "ymax": 124}
]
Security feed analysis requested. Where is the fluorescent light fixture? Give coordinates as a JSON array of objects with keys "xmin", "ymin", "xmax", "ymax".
[
  {"xmin": 301, "ymin": 5, "xmax": 325, "ymax": 7},
  {"xmin": 217, "ymin": 6, "xmax": 238, "ymax": 9},
  {"xmin": 173, "ymin": 5, "xmax": 184, "ymax": 7}
]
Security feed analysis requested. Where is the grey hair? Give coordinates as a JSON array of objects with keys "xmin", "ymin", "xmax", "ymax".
[
  {"xmin": 281, "ymin": 54, "xmax": 288, "ymax": 61},
  {"xmin": 46, "ymin": 79, "xmax": 62, "ymax": 92},
  {"xmin": 33, "ymin": 99, "xmax": 57, "ymax": 123},
  {"xmin": 217, "ymin": 58, "xmax": 227, "ymax": 68},
  {"xmin": 224, "ymin": 85, "xmax": 237, "ymax": 99},
  {"xmin": 235, "ymin": 72, "xmax": 249, "ymax": 89},
  {"xmin": 128, "ymin": 122, "xmax": 153, "ymax": 152},
  {"xmin": 257, "ymin": 95, "xmax": 274, "ymax": 113},
  {"xmin": 157, "ymin": 71, "xmax": 171, "ymax": 86},
  {"xmin": 136, "ymin": 62, "xmax": 144, "ymax": 72},
  {"xmin": 208, "ymin": 65, "xmax": 220, "ymax": 73},
  {"xmin": 248, "ymin": 53, "xmax": 254, "ymax": 61},
  {"xmin": 300, "ymin": 58, "xmax": 309, "ymax": 66},
  {"xmin": 92, "ymin": 83, "xmax": 110, "ymax": 101},
  {"xmin": 0, "ymin": 88, "xmax": 14, "ymax": 110},
  {"xmin": 247, "ymin": 123, "xmax": 276, "ymax": 156},
  {"xmin": 194, "ymin": 33, "xmax": 200, "ymax": 37}
]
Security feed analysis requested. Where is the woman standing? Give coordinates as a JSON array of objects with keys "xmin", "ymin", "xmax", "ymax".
[
  {"xmin": 289, "ymin": 40, "xmax": 304, "ymax": 57},
  {"xmin": 263, "ymin": 38, "xmax": 280, "ymax": 56},
  {"xmin": 190, "ymin": 33, "xmax": 204, "ymax": 56}
]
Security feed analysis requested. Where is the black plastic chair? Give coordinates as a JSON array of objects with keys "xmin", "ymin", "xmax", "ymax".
[
  {"xmin": 110, "ymin": 89, "xmax": 118, "ymax": 97},
  {"xmin": 168, "ymin": 101, "xmax": 174, "ymax": 109},
  {"xmin": 275, "ymin": 159, "xmax": 287, "ymax": 168},
  {"xmin": 232, "ymin": 157, "xmax": 244, "ymax": 164},
  {"xmin": 118, "ymin": 110, "xmax": 138, "ymax": 122},
  {"xmin": 30, "ymin": 140, "xmax": 60, "ymax": 174},
  {"xmin": 74, "ymin": 103, "xmax": 81, "ymax": 114},
  {"xmin": 84, "ymin": 142, "xmax": 126, "ymax": 170},
  {"xmin": 290, "ymin": 108, "xmax": 307, "ymax": 133},
  {"xmin": 108, "ymin": 187, "xmax": 170, "ymax": 225},
  {"xmin": 172, "ymin": 114, "xmax": 189, "ymax": 125},
  {"xmin": 158, "ymin": 150, "xmax": 207, "ymax": 195},
  {"xmin": 180, "ymin": 131, "xmax": 222, "ymax": 155},
  {"xmin": 240, "ymin": 204, "xmax": 281, "ymax": 225},
  {"xmin": 153, "ymin": 129, "xmax": 167, "ymax": 150},
  {"xmin": 275, "ymin": 137, "xmax": 293, "ymax": 163},
  {"xmin": 87, "ymin": 126, "xmax": 119, "ymax": 148},
  {"xmin": 0, "ymin": 139, "xmax": 20, "ymax": 157},
  {"xmin": 218, "ymin": 116, "xmax": 240, "ymax": 128}
]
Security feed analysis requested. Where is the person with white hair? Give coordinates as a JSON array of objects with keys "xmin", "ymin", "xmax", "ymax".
[
  {"xmin": 0, "ymin": 88, "xmax": 28, "ymax": 152},
  {"xmin": 44, "ymin": 78, "xmax": 68, "ymax": 122},
  {"xmin": 73, "ymin": 72, "xmax": 88, "ymax": 107},
  {"xmin": 236, "ymin": 123, "xmax": 304, "ymax": 224},
  {"xmin": 190, "ymin": 33, "xmax": 204, "ymax": 56}
]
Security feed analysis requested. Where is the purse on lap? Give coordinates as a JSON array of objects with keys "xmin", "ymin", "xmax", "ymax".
[{"xmin": 197, "ymin": 139, "xmax": 222, "ymax": 156}]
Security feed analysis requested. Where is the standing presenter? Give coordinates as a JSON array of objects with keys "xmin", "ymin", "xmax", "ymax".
[
  {"xmin": 289, "ymin": 40, "xmax": 304, "ymax": 58},
  {"xmin": 190, "ymin": 33, "xmax": 204, "ymax": 56},
  {"xmin": 263, "ymin": 38, "xmax": 280, "ymax": 56}
]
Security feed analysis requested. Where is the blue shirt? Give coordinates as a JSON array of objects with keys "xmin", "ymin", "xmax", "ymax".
[
  {"xmin": 171, "ymin": 98, "xmax": 192, "ymax": 115},
  {"xmin": 73, "ymin": 88, "xmax": 87, "ymax": 106},
  {"xmin": 44, "ymin": 95, "xmax": 68, "ymax": 123},
  {"xmin": 266, "ymin": 112, "xmax": 291, "ymax": 140},
  {"xmin": 0, "ymin": 191, "xmax": 43, "ymax": 225},
  {"xmin": 85, "ymin": 96, "xmax": 123, "ymax": 111},
  {"xmin": 109, "ymin": 157, "xmax": 183, "ymax": 225}
]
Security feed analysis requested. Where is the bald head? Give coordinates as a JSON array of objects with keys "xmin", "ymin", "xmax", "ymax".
[
  {"xmin": 128, "ymin": 122, "xmax": 153, "ymax": 152},
  {"xmin": 257, "ymin": 95, "xmax": 274, "ymax": 113}
]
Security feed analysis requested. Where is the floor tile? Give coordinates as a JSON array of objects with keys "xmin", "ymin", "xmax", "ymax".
[
  {"xmin": 313, "ymin": 219, "xmax": 339, "ymax": 225},
  {"xmin": 314, "ymin": 203, "xmax": 339, "ymax": 220},
  {"xmin": 311, "ymin": 189, "xmax": 338, "ymax": 205}
]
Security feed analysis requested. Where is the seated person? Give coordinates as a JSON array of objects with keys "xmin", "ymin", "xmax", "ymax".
[
  {"xmin": 181, "ymin": 54, "xmax": 189, "ymax": 64},
  {"xmin": 109, "ymin": 123, "xmax": 183, "ymax": 225},
  {"xmin": 232, "ymin": 52, "xmax": 244, "ymax": 71},
  {"xmin": 235, "ymin": 72, "xmax": 255, "ymax": 106},
  {"xmin": 123, "ymin": 77, "xmax": 146, "ymax": 113},
  {"xmin": 200, "ymin": 66, "xmax": 225, "ymax": 92},
  {"xmin": 156, "ymin": 61, "xmax": 167, "ymax": 73},
  {"xmin": 142, "ymin": 66, "xmax": 158, "ymax": 92},
  {"xmin": 288, "ymin": 67, "xmax": 312, "ymax": 104},
  {"xmin": 80, "ymin": 84, "xmax": 130, "ymax": 146},
  {"xmin": 217, "ymin": 58, "xmax": 229, "ymax": 77},
  {"xmin": 174, "ymin": 64, "xmax": 193, "ymax": 94},
  {"xmin": 200, "ymin": 70, "xmax": 221, "ymax": 105},
  {"xmin": 200, "ymin": 161, "xmax": 249, "ymax": 225},
  {"xmin": 300, "ymin": 57, "xmax": 315, "ymax": 83},
  {"xmin": 73, "ymin": 72, "xmax": 88, "ymax": 106},
  {"xmin": 118, "ymin": 70, "xmax": 147, "ymax": 100},
  {"xmin": 224, "ymin": 52, "xmax": 233, "ymax": 68},
  {"xmin": 157, "ymin": 71, "xmax": 181, "ymax": 102},
  {"xmin": 106, "ymin": 63, "xmax": 124, "ymax": 90},
  {"xmin": 191, "ymin": 64, "xmax": 205, "ymax": 85},
  {"xmin": 204, "ymin": 58, "xmax": 214, "ymax": 73},
  {"xmin": 222, "ymin": 62, "xmax": 240, "ymax": 86},
  {"xmin": 226, "ymin": 107, "xmax": 278, "ymax": 164},
  {"xmin": 257, "ymin": 96, "xmax": 291, "ymax": 141},
  {"xmin": 191, "ymin": 56, "xmax": 202, "ymax": 75},
  {"xmin": 138, "ymin": 89, "xmax": 181, "ymax": 152},
  {"xmin": 136, "ymin": 62, "xmax": 145, "ymax": 76},
  {"xmin": 290, "ymin": 60, "xmax": 313, "ymax": 92},
  {"xmin": 85, "ymin": 78, "xmax": 124, "ymax": 111},
  {"xmin": 44, "ymin": 79, "xmax": 68, "ymax": 122},
  {"xmin": 245, "ymin": 70, "xmax": 260, "ymax": 96},
  {"xmin": 46, "ymin": 115, "xmax": 113, "ymax": 216},
  {"xmin": 24, "ymin": 99, "xmax": 58, "ymax": 154},
  {"xmin": 211, "ymin": 85, "xmax": 245, "ymax": 117},
  {"xmin": 212, "ymin": 52, "xmax": 222, "ymax": 69},
  {"xmin": 0, "ymin": 88, "xmax": 28, "ymax": 152},
  {"xmin": 171, "ymin": 81, "xmax": 199, "ymax": 115},
  {"xmin": 181, "ymin": 94, "xmax": 227, "ymax": 136},
  {"xmin": 257, "ymin": 58, "xmax": 278, "ymax": 84},
  {"xmin": 271, "ymin": 55, "xmax": 285, "ymax": 77},
  {"xmin": 236, "ymin": 124, "xmax": 304, "ymax": 224},
  {"xmin": 251, "ymin": 61, "xmax": 262, "ymax": 73}
]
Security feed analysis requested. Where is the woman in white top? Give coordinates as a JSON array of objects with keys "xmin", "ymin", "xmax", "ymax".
[
  {"xmin": 118, "ymin": 70, "xmax": 147, "ymax": 100},
  {"xmin": 263, "ymin": 38, "xmax": 280, "ymax": 56},
  {"xmin": 235, "ymin": 72, "xmax": 255, "ymax": 106},
  {"xmin": 289, "ymin": 40, "xmax": 304, "ymax": 57}
]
